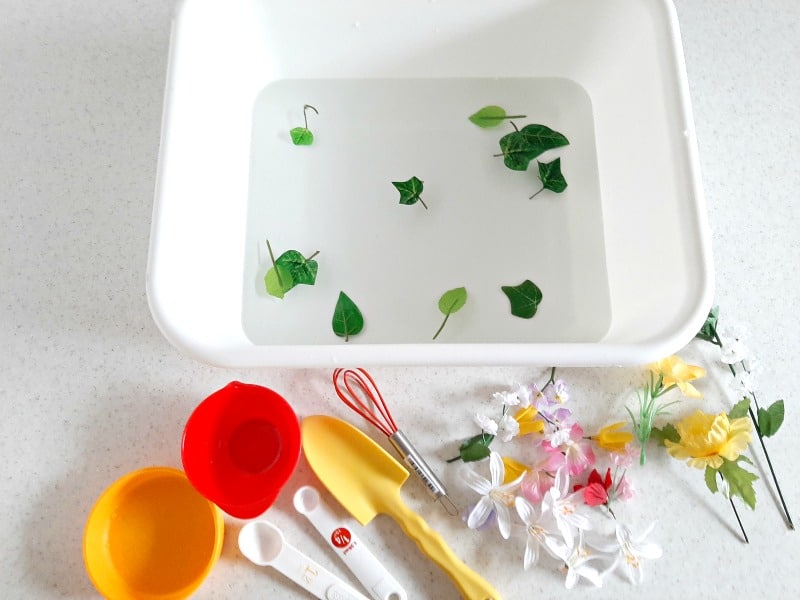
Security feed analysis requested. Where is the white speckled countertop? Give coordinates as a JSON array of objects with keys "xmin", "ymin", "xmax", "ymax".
[{"xmin": 1, "ymin": 1, "xmax": 798, "ymax": 599}]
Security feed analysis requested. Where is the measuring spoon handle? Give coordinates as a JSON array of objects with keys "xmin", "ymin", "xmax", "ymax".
[
  {"xmin": 271, "ymin": 540, "xmax": 370, "ymax": 600},
  {"xmin": 295, "ymin": 486, "xmax": 408, "ymax": 600}
]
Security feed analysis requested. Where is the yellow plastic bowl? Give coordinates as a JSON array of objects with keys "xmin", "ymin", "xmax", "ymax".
[{"xmin": 83, "ymin": 466, "xmax": 224, "ymax": 599}]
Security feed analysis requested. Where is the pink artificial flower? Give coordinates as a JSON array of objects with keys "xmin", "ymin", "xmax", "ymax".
[
  {"xmin": 608, "ymin": 443, "xmax": 638, "ymax": 469},
  {"xmin": 613, "ymin": 473, "xmax": 635, "ymax": 502},
  {"xmin": 521, "ymin": 467, "xmax": 555, "ymax": 504},
  {"xmin": 542, "ymin": 423, "xmax": 595, "ymax": 476}
]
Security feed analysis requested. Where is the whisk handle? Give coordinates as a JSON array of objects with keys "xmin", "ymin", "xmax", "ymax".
[{"xmin": 389, "ymin": 430, "xmax": 448, "ymax": 499}]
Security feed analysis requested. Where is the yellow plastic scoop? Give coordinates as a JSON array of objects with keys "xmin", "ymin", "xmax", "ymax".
[{"xmin": 301, "ymin": 415, "xmax": 501, "ymax": 600}]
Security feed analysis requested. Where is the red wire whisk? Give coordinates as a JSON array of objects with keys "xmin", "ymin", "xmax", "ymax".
[{"xmin": 333, "ymin": 368, "xmax": 458, "ymax": 515}]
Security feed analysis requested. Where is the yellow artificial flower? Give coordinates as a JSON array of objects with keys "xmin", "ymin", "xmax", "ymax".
[
  {"xmin": 592, "ymin": 422, "xmax": 634, "ymax": 452},
  {"xmin": 513, "ymin": 405, "xmax": 545, "ymax": 435},
  {"xmin": 650, "ymin": 355, "xmax": 707, "ymax": 398},
  {"xmin": 664, "ymin": 410, "xmax": 752, "ymax": 469},
  {"xmin": 501, "ymin": 456, "xmax": 529, "ymax": 484}
]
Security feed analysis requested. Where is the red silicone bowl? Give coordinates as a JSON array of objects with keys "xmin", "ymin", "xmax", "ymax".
[{"xmin": 181, "ymin": 382, "xmax": 301, "ymax": 518}]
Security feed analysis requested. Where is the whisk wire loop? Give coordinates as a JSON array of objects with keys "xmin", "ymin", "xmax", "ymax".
[{"xmin": 332, "ymin": 368, "xmax": 398, "ymax": 437}]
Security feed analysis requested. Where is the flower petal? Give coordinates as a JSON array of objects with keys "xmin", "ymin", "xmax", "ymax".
[{"xmin": 466, "ymin": 497, "xmax": 494, "ymax": 530}]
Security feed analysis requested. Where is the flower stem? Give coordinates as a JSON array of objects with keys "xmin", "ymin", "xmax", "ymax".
[
  {"xmin": 712, "ymin": 328, "xmax": 794, "ymax": 529},
  {"xmin": 728, "ymin": 493, "xmax": 749, "ymax": 543}
]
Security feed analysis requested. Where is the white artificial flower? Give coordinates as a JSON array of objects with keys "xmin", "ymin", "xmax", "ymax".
[
  {"xmin": 554, "ymin": 380, "xmax": 570, "ymax": 403},
  {"xmin": 592, "ymin": 522, "xmax": 662, "ymax": 584},
  {"xmin": 540, "ymin": 467, "xmax": 593, "ymax": 548},
  {"xmin": 461, "ymin": 452, "xmax": 524, "ymax": 539},
  {"xmin": 729, "ymin": 358, "xmax": 761, "ymax": 396},
  {"xmin": 551, "ymin": 530, "xmax": 604, "ymax": 589},
  {"xmin": 514, "ymin": 496, "xmax": 562, "ymax": 570},
  {"xmin": 493, "ymin": 390, "xmax": 521, "ymax": 407},
  {"xmin": 514, "ymin": 383, "xmax": 534, "ymax": 408},
  {"xmin": 474, "ymin": 413, "xmax": 498, "ymax": 435},
  {"xmin": 497, "ymin": 413, "xmax": 521, "ymax": 442},
  {"xmin": 718, "ymin": 321, "xmax": 750, "ymax": 364}
]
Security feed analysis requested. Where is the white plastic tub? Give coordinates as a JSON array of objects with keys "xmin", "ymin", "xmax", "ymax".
[{"xmin": 147, "ymin": 0, "xmax": 713, "ymax": 367}]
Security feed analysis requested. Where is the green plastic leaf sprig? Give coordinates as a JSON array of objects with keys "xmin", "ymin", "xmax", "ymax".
[
  {"xmin": 468, "ymin": 105, "xmax": 526, "ymax": 128},
  {"xmin": 290, "ymin": 104, "xmax": 318, "ymax": 146},
  {"xmin": 494, "ymin": 123, "xmax": 569, "ymax": 171},
  {"xmin": 433, "ymin": 287, "xmax": 467, "ymax": 340},
  {"xmin": 530, "ymin": 157, "xmax": 568, "ymax": 198},
  {"xmin": 332, "ymin": 291, "xmax": 364, "ymax": 342},
  {"xmin": 264, "ymin": 240, "xmax": 319, "ymax": 299},
  {"xmin": 392, "ymin": 176, "xmax": 427, "ymax": 209},
  {"xmin": 501, "ymin": 279, "xmax": 543, "ymax": 319}
]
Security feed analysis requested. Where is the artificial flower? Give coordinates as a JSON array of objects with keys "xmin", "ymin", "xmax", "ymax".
[
  {"xmin": 664, "ymin": 410, "xmax": 752, "ymax": 469},
  {"xmin": 592, "ymin": 422, "xmax": 634, "ymax": 452},
  {"xmin": 493, "ymin": 390, "xmax": 521, "ymax": 407},
  {"xmin": 520, "ymin": 465, "xmax": 556, "ymax": 504},
  {"xmin": 541, "ymin": 467, "xmax": 593, "ymax": 547},
  {"xmin": 650, "ymin": 355, "xmax": 706, "ymax": 398},
  {"xmin": 608, "ymin": 443, "xmax": 638, "ymax": 469},
  {"xmin": 496, "ymin": 413, "xmax": 520, "ymax": 442},
  {"xmin": 513, "ymin": 405, "xmax": 545, "ymax": 435},
  {"xmin": 462, "ymin": 452, "xmax": 524, "ymax": 539},
  {"xmin": 552, "ymin": 530, "xmax": 604, "ymax": 589},
  {"xmin": 542, "ymin": 423, "xmax": 595, "ymax": 476},
  {"xmin": 554, "ymin": 379, "xmax": 570, "ymax": 403},
  {"xmin": 474, "ymin": 413, "xmax": 498, "ymax": 435},
  {"xmin": 612, "ymin": 473, "xmax": 635, "ymax": 502},
  {"xmin": 501, "ymin": 456, "xmax": 529, "ymax": 484},
  {"xmin": 574, "ymin": 468, "xmax": 613, "ymax": 507},
  {"xmin": 514, "ymin": 382, "xmax": 534, "ymax": 408},
  {"xmin": 717, "ymin": 321, "xmax": 749, "ymax": 364},
  {"xmin": 596, "ymin": 522, "xmax": 662, "ymax": 585},
  {"xmin": 514, "ymin": 496, "xmax": 562, "ymax": 569}
]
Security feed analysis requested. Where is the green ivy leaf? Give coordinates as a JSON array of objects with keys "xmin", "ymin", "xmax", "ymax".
[
  {"xmin": 651, "ymin": 423, "xmax": 680, "ymax": 446},
  {"xmin": 718, "ymin": 457, "xmax": 758, "ymax": 510},
  {"xmin": 433, "ymin": 287, "xmax": 468, "ymax": 340},
  {"xmin": 497, "ymin": 124, "xmax": 569, "ymax": 171},
  {"xmin": 458, "ymin": 433, "xmax": 495, "ymax": 462},
  {"xmin": 265, "ymin": 264, "xmax": 294, "ymax": 299},
  {"xmin": 704, "ymin": 466, "xmax": 719, "ymax": 494},
  {"xmin": 537, "ymin": 157, "xmax": 568, "ymax": 193},
  {"xmin": 728, "ymin": 398, "xmax": 751, "ymax": 420},
  {"xmin": 290, "ymin": 127, "xmax": 314, "ymax": 145},
  {"xmin": 696, "ymin": 305, "xmax": 720, "ymax": 342},
  {"xmin": 757, "ymin": 400, "xmax": 785, "ymax": 437},
  {"xmin": 392, "ymin": 176, "xmax": 427, "ymax": 209},
  {"xmin": 276, "ymin": 250, "xmax": 318, "ymax": 286},
  {"xmin": 332, "ymin": 291, "xmax": 364, "ymax": 342},
  {"xmin": 468, "ymin": 105, "xmax": 525, "ymax": 128},
  {"xmin": 501, "ymin": 279, "xmax": 543, "ymax": 319}
]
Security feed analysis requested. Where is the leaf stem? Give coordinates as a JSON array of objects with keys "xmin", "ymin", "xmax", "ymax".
[
  {"xmin": 529, "ymin": 186, "xmax": 544, "ymax": 199},
  {"xmin": 432, "ymin": 312, "xmax": 450, "ymax": 340},
  {"xmin": 419, "ymin": 197, "xmax": 429, "ymax": 210},
  {"xmin": 302, "ymin": 104, "xmax": 318, "ymax": 130},
  {"xmin": 306, "ymin": 250, "xmax": 320, "ymax": 261},
  {"xmin": 266, "ymin": 239, "xmax": 284, "ymax": 288}
]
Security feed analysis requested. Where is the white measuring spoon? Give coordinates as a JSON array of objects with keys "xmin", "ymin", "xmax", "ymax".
[
  {"xmin": 238, "ymin": 520, "xmax": 370, "ymax": 600},
  {"xmin": 294, "ymin": 485, "xmax": 408, "ymax": 600}
]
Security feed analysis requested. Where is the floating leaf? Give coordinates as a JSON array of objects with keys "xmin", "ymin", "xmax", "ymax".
[
  {"xmin": 433, "ymin": 287, "xmax": 467, "ymax": 340},
  {"xmin": 468, "ymin": 105, "xmax": 525, "ymax": 128},
  {"xmin": 533, "ymin": 157, "xmax": 568, "ymax": 197},
  {"xmin": 332, "ymin": 291, "xmax": 364, "ymax": 342},
  {"xmin": 290, "ymin": 104, "xmax": 318, "ymax": 146},
  {"xmin": 651, "ymin": 423, "xmax": 680, "ymax": 446},
  {"xmin": 458, "ymin": 433, "xmax": 495, "ymax": 462},
  {"xmin": 290, "ymin": 127, "xmax": 314, "ymax": 145},
  {"xmin": 497, "ymin": 124, "xmax": 569, "ymax": 171},
  {"xmin": 696, "ymin": 305, "xmax": 720, "ymax": 342},
  {"xmin": 717, "ymin": 457, "xmax": 758, "ymax": 510},
  {"xmin": 728, "ymin": 398, "xmax": 751, "ymax": 420},
  {"xmin": 276, "ymin": 250, "xmax": 319, "ymax": 286},
  {"xmin": 265, "ymin": 265, "xmax": 294, "ymax": 299},
  {"xmin": 501, "ymin": 279, "xmax": 543, "ymax": 319},
  {"xmin": 757, "ymin": 400, "xmax": 784, "ymax": 437},
  {"xmin": 392, "ymin": 176, "xmax": 427, "ymax": 209}
]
